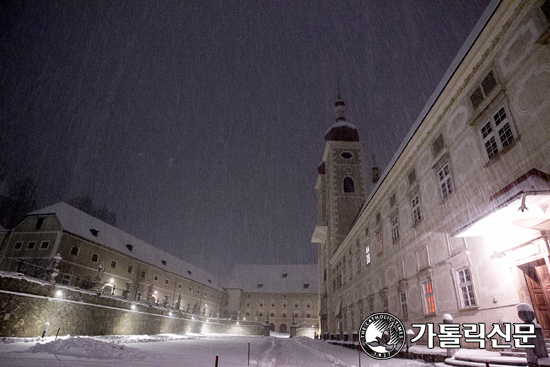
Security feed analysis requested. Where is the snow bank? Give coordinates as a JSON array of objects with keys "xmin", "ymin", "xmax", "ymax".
[{"xmin": 26, "ymin": 336, "xmax": 144, "ymax": 359}]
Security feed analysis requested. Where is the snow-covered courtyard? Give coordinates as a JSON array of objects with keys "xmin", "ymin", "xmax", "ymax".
[{"xmin": 0, "ymin": 333, "xmax": 432, "ymax": 367}]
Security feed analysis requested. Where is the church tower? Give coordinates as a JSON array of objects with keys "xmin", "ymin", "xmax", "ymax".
[{"xmin": 312, "ymin": 94, "xmax": 366, "ymax": 335}]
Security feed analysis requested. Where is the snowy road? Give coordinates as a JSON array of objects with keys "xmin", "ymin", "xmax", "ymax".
[{"xmin": 0, "ymin": 334, "xmax": 431, "ymax": 367}]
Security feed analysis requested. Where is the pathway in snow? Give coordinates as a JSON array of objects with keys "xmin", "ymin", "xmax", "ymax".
[{"xmin": 0, "ymin": 334, "xmax": 432, "ymax": 367}]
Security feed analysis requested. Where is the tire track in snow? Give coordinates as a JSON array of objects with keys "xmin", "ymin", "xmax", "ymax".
[
  {"xmin": 258, "ymin": 337, "xmax": 353, "ymax": 367},
  {"xmin": 292, "ymin": 338, "xmax": 352, "ymax": 367}
]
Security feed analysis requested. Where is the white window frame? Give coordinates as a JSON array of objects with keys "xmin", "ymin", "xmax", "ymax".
[
  {"xmin": 479, "ymin": 105, "xmax": 516, "ymax": 160},
  {"xmin": 437, "ymin": 162, "xmax": 453, "ymax": 200},
  {"xmin": 456, "ymin": 267, "xmax": 477, "ymax": 308}
]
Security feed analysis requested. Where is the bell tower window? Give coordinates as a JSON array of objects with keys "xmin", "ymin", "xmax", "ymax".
[{"xmin": 343, "ymin": 177, "xmax": 355, "ymax": 193}]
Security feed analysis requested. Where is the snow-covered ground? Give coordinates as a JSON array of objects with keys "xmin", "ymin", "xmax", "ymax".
[{"xmin": 0, "ymin": 333, "xmax": 433, "ymax": 367}]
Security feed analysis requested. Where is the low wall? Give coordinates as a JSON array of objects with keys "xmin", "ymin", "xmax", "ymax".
[{"xmin": 0, "ymin": 273, "xmax": 264, "ymax": 338}]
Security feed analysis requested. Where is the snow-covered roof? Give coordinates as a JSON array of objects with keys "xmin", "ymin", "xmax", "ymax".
[
  {"xmin": 30, "ymin": 202, "xmax": 222, "ymax": 291},
  {"xmin": 224, "ymin": 264, "xmax": 318, "ymax": 293},
  {"xmin": 324, "ymin": 121, "xmax": 359, "ymax": 142}
]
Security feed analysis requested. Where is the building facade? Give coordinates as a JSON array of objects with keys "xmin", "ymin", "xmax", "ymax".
[
  {"xmin": 224, "ymin": 264, "xmax": 319, "ymax": 335},
  {"xmin": 0, "ymin": 202, "xmax": 226, "ymax": 317},
  {"xmin": 313, "ymin": 0, "xmax": 550, "ymax": 343}
]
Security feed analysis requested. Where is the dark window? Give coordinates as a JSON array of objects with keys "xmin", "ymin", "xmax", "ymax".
[
  {"xmin": 90, "ymin": 229, "xmax": 99, "ymax": 236},
  {"xmin": 481, "ymin": 71, "xmax": 497, "ymax": 96},
  {"xmin": 408, "ymin": 169, "xmax": 416, "ymax": 185},
  {"xmin": 307, "ymin": 313, "xmax": 311, "ymax": 318},
  {"xmin": 271, "ymin": 313, "xmax": 274, "ymax": 317},
  {"xmin": 165, "ymin": 279, "xmax": 169, "ymax": 285},
  {"xmin": 14, "ymin": 242, "xmax": 23, "ymax": 250},
  {"xmin": 207, "ymin": 279, "xmax": 211, "ymax": 283},
  {"xmin": 282, "ymin": 273, "xmax": 288, "ymax": 278},
  {"xmin": 91, "ymin": 254, "xmax": 99, "ymax": 262},
  {"xmin": 125, "ymin": 244, "xmax": 133, "ymax": 251},
  {"xmin": 470, "ymin": 86, "xmax": 484, "ymax": 109},
  {"xmin": 343, "ymin": 177, "xmax": 355, "ymax": 193},
  {"xmin": 154, "ymin": 275, "xmax": 159, "ymax": 281},
  {"xmin": 27, "ymin": 241, "xmax": 36, "ymax": 249},
  {"xmin": 35, "ymin": 218, "xmax": 44, "ymax": 230},
  {"xmin": 111, "ymin": 260, "xmax": 117, "ymax": 268},
  {"xmin": 376, "ymin": 212, "xmax": 381, "ymax": 224},
  {"xmin": 432, "ymin": 134, "xmax": 445, "ymax": 156},
  {"xmin": 161, "ymin": 260, "xmax": 167, "ymax": 265},
  {"xmin": 303, "ymin": 283, "xmax": 309, "ymax": 289},
  {"xmin": 40, "ymin": 241, "xmax": 50, "ymax": 249},
  {"xmin": 141, "ymin": 271, "xmax": 146, "ymax": 278},
  {"xmin": 178, "ymin": 284, "xmax": 182, "ymax": 289},
  {"xmin": 257, "ymin": 283, "xmax": 263, "ymax": 288},
  {"xmin": 187, "ymin": 270, "xmax": 192, "ymax": 275},
  {"xmin": 389, "ymin": 194, "xmax": 396, "ymax": 207},
  {"xmin": 128, "ymin": 266, "xmax": 133, "ymax": 273},
  {"xmin": 71, "ymin": 246, "xmax": 79, "ymax": 256},
  {"xmin": 341, "ymin": 152, "xmax": 353, "ymax": 159}
]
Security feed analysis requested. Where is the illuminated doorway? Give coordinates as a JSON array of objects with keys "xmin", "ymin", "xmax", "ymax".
[{"xmin": 518, "ymin": 258, "xmax": 550, "ymax": 338}]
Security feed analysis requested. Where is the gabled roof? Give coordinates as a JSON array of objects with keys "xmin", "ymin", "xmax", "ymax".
[
  {"xmin": 224, "ymin": 264, "xmax": 318, "ymax": 293},
  {"xmin": 30, "ymin": 202, "xmax": 222, "ymax": 291}
]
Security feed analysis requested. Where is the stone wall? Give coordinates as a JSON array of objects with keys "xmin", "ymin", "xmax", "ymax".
[{"xmin": 0, "ymin": 273, "xmax": 264, "ymax": 338}]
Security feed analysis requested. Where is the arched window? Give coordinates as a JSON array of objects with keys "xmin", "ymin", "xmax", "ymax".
[{"xmin": 344, "ymin": 177, "xmax": 355, "ymax": 193}]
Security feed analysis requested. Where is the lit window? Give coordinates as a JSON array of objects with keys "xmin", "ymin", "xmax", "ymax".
[
  {"xmin": 457, "ymin": 268, "xmax": 477, "ymax": 307},
  {"xmin": 365, "ymin": 246, "xmax": 370, "ymax": 264},
  {"xmin": 423, "ymin": 282, "xmax": 436, "ymax": 314}
]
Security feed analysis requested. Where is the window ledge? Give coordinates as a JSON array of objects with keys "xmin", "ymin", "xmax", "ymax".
[{"xmin": 458, "ymin": 306, "xmax": 479, "ymax": 312}]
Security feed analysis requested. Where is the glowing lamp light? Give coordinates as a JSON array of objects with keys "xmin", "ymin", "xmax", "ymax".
[
  {"xmin": 154, "ymin": 291, "xmax": 157, "ymax": 294},
  {"xmin": 192, "ymin": 317, "xmax": 195, "ymax": 320},
  {"xmin": 110, "ymin": 278, "xmax": 114, "ymax": 283},
  {"xmin": 236, "ymin": 322, "xmax": 239, "ymax": 325},
  {"xmin": 169, "ymin": 312, "xmax": 172, "ymax": 316},
  {"xmin": 131, "ymin": 305, "xmax": 136, "ymax": 310},
  {"xmin": 55, "ymin": 290, "xmax": 63, "ymax": 297},
  {"xmin": 243, "ymin": 317, "xmax": 246, "ymax": 321}
]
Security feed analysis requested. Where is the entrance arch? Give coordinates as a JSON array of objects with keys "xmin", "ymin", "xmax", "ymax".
[
  {"xmin": 279, "ymin": 323, "xmax": 287, "ymax": 333},
  {"xmin": 269, "ymin": 323, "xmax": 275, "ymax": 331}
]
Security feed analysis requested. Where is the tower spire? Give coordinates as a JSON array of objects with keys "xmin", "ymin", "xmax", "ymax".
[{"xmin": 334, "ymin": 83, "xmax": 346, "ymax": 122}]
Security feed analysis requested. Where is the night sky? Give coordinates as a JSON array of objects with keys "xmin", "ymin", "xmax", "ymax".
[{"xmin": 0, "ymin": 1, "xmax": 491, "ymax": 278}]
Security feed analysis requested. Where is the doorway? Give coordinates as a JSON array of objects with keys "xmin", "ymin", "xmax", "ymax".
[{"xmin": 518, "ymin": 258, "xmax": 550, "ymax": 338}]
